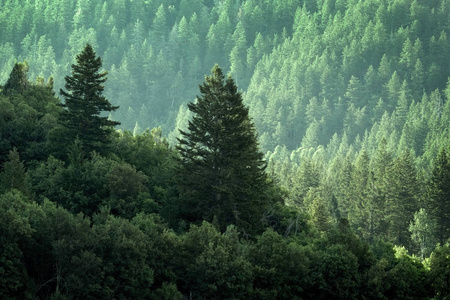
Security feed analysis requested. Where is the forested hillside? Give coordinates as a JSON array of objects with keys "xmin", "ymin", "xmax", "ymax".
[
  {"xmin": 2, "ymin": 0, "xmax": 450, "ymax": 299},
  {"xmin": 0, "ymin": 0, "xmax": 297, "ymax": 131}
]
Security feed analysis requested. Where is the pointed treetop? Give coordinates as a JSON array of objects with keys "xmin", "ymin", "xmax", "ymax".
[
  {"xmin": 58, "ymin": 44, "xmax": 120, "ymax": 155},
  {"xmin": 177, "ymin": 64, "xmax": 275, "ymax": 235},
  {"xmin": 2, "ymin": 62, "xmax": 30, "ymax": 96}
]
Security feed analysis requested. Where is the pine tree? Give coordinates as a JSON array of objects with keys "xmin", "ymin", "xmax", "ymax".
[
  {"xmin": 409, "ymin": 208, "xmax": 437, "ymax": 260},
  {"xmin": 0, "ymin": 148, "xmax": 28, "ymax": 195},
  {"xmin": 1, "ymin": 62, "xmax": 29, "ymax": 96},
  {"xmin": 152, "ymin": 4, "xmax": 167, "ymax": 39},
  {"xmin": 348, "ymin": 150, "xmax": 370, "ymax": 236},
  {"xmin": 308, "ymin": 190, "xmax": 333, "ymax": 233},
  {"xmin": 59, "ymin": 44, "xmax": 120, "ymax": 154},
  {"xmin": 177, "ymin": 65, "xmax": 275, "ymax": 235},
  {"xmin": 387, "ymin": 149, "xmax": 419, "ymax": 246},
  {"xmin": 427, "ymin": 148, "xmax": 450, "ymax": 244}
]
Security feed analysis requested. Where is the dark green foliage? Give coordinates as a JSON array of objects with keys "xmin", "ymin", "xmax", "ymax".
[
  {"xmin": 106, "ymin": 161, "xmax": 152, "ymax": 217},
  {"xmin": 383, "ymin": 251, "xmax": 431, "ymax": 300},
  {"xmin": 24, "ymin": 199, "xmax": 100, "ymax": 298},
  {"xmin": 1, "ymin": 62, "xmax": 29, "ymax": 96},
  {"xmin": 152, "ymin": 282, "xmax": 183, "ymax": 300},
  {"xmin": 429, "ymin": 244, "xmax": 450, "ymax": 300},
  {"xmin": 59, "ymin": 44, "xmax": 119, "ymax": 155},
  {"xmin": 306, "ymin": 227, "xmax": 370, "ymax": 300},
  {"xmin": 177, "ymin": 65, "xmax": 276, "ymax": 235},
  {"xmin": 0, "ymin": 190, "xmax": 442, "ymax": 300},
  {"xmin": 427, "ymin": 148, "xmax": 450, "ymax": 244},
  {"xmin": 90, "ymin": 214, "xmax": 154, "ymax": 299},
  {"xmin": 180, "ymin": 222, "xmax": 253, "ymax": 299},
  {"xmin": 311, "ymin": 243, "xmax": 360, "ymax": 299},
  {"xmin": 129, "ymin": 213, "xmax": 181, "ymax": 294},
  {"xmin": 111, "ymin": 129, "xmax": 179, "ymax": 225},
  {"xmin": 248, "ymin": 228, "xmax": 307, "ymax": 299},
  {"xmin": 264, "ymin": 202, "xmax": 309, "ymax": 237},
  {"xmin": 0, "ymin": 148, "xmax": 28, "ymax": 195},
  {"xmin": 0, "ymin": 191, "xmax": 34, "ymax": 299},
  {"xmin": 366, "ymin": 241, "xmax": 432, "ymax": 300},
  {"xmin": 29, "ymin": 149, "xmax": 155, "ymax": 218},
  {"xmin": 0, "ymin": 64, "xmax": 60, "ymax": 166}
]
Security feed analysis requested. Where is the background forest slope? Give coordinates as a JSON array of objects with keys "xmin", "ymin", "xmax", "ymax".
[{"xmin": 1, "ymin": 0, "xmax": 447, "ymax": 153}]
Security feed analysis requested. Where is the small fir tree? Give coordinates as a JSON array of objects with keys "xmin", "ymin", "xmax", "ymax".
[
  {"xmin": 0, "ymin": 148, "xmax": 28, "ymax": 195},
  {"xmin": 1, "ymin": 62, "xmax": 29, "ymax": 96},
  {"xmin": 409, "ymin": 208, "xmax": 437, "ymax": 260},
  {"xmin": 59, "ymin": 44, "xmax": 120, "ymax": 154}
]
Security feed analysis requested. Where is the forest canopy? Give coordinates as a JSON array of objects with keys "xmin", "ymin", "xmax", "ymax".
[{"xmin": 1, "ymin": 0, "xmax": 450, "ymax": 299}]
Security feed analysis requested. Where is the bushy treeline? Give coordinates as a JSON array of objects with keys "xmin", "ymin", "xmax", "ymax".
[{"xmin": 3, "ymin": 190, "xmax": 445, "ymax": 299}]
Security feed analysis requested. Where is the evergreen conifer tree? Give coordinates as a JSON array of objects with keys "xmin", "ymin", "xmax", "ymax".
[
  {"xmin": 1, "ymin": 62, "xmax": 29, "ymax": 96},
  {"xmin": 409, "ymin": 208, "xmax": 437, "ymax": 260},
  {"xmin": 387, "ymin": 149, "xmax": 419, "ymax": 246},
  {"xmin": 0, "ymin": 148, "xmax": 28, "ymax": 195},
  {"xmin": 427, "ymin": 148, "xmax": 450, "ymax": 244},
  {"xmin": 59, "ymin": 44, "xmax": 120, "ymax": 154},
  {"xmin": 177, "ymin": 65, "xmax": 275, "ymax": 235}
]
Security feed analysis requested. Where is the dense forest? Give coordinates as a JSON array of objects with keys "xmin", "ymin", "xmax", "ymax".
[{"xmin": 2, "ymin": 0, "xmax": 450, "ymax": 299}]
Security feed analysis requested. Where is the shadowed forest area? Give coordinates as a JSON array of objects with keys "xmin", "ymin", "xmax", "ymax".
[{"xmin": 1, "ymin": 0, "xmax": 450, "ymax": 299}]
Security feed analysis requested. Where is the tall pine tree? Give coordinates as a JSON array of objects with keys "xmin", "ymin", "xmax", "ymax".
[
  {"xmin": 177, "ymin": 65, "xmax": 275, "ymax": 235},
  {"xmin": 427, "ymin": 148, "xmax": 450, "ymax": 244},
  {"xmin": 59, "ymin": 44, "xmax": 120, "ymax": 155}
]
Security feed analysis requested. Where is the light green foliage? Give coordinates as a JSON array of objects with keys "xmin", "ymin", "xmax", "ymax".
[
  {"xmin": 386, "ymin": 150, "xmax": 420, "ymax": 246},
  {"xmin": 409, "ymin": 208, "xmax": 437, "ymax": 260},
  {"xmin": 290, "ymin": 157, "xmax": 321, "ymax": 207},
  {"xmin": 307, "ymin": 190, "xmax": 333, "ymax": 233}
]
